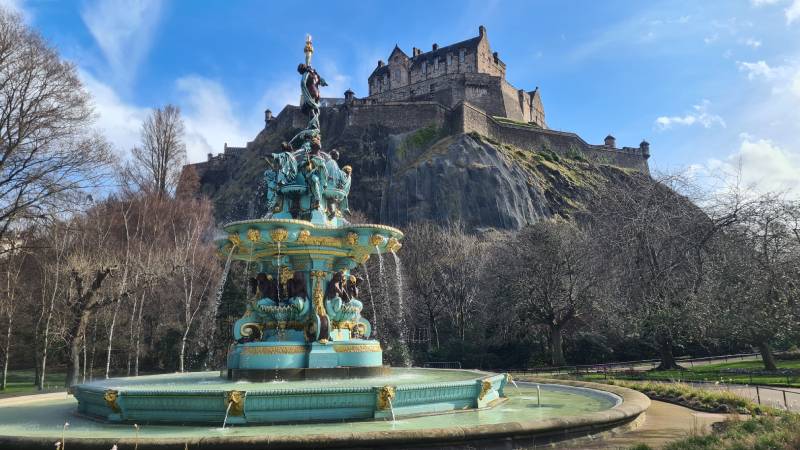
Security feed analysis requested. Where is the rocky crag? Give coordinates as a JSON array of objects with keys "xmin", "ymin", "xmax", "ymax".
[{"xmin": 181, "ymin": 102, "xmax": 648, "ymax": 230}]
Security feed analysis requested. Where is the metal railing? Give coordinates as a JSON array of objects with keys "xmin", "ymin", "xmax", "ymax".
[
  {"xmin": 507, "ymin": 352, "xmax": 763, "ymax": 378},
  {"xmin": 423, "ymin": 361, "xmax": 462, "ymax": 369}
]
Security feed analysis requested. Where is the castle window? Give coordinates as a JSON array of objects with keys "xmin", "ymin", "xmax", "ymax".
[
  {"xmin": 434, "ymin": 57, "xmax": 439, "ymax": 71},
  {"xmin": 430, "ymin": 83, "xmax": 436, "ymax": 93},
  {"xmin": 447, "ymin": 53, "xmax": 452, "ymax": 66},
  {"xmin": 459, "ymin": 48, "xmax": 465, "ymax": 63},
  {"xmin": 421, "ymin": 61, "xmax": 427, "ymax": 74}
]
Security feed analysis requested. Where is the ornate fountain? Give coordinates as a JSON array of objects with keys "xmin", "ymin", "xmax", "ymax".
[
  {"xmin": 222, "ymin": 34, "xmax": 403, "ymax": 380},
  {"xmin": 52, "ymin": 38, "xmax": 649, "ymax": 445}
]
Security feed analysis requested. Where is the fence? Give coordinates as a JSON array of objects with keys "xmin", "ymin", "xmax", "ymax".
[
  {"xmin": 675, "ymin": 380, "xmax": 800, "ymax": 412},
  {"xmin": 507, "ymin": 352, "xmax": 763, "ymax": 378},
  {"xmin": 423, "ymin": 361, "xmax": 462, "ymax": 369}
]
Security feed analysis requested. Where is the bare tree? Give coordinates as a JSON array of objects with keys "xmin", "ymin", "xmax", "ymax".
[
  {"xmin": 711, "ymin": 194, "xmax": 800, "ymax": 370},
  {"xmin": 589, "ymin": 173, "xmax": 719, "ymax": 370},
  {"xmin": 0, "ymin": 9, "xmax": 112, "ymax": 251},
  {"xmin": 0, "ymin": 235, "xmax": 29, "ymax": 389},
  {"xmin": 128, "ymin": 105, "xmax": 187, "ymax": 198},
  {"xmin": 497, "ymin": 220, "xmax": 600, "ymax": 366}
]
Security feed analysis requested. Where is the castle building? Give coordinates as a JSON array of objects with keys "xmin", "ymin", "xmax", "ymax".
[{"xmin": 367, "ymin": 26, "xmax": 546, "ymax": 128}]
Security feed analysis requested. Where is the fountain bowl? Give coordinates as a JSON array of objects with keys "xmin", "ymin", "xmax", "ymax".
[{"xmin": 0, "ymin": 374, "xmax": 649, "ymax": 449}]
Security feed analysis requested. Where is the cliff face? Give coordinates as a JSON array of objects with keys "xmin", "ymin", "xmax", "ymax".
[{"xmin": 191, "ymin": 107, "xmax": 645, "ymax": 229}]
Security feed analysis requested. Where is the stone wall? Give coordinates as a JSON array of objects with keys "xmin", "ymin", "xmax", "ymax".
[{"xmin": 456, "ymin": 102, "xmax": 649, "ymax": 173}]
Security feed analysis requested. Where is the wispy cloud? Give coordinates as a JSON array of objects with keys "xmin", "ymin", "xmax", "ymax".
[
  {"xmin": 175, "ymin": 75, "xmax": 253, "ymax": 163},
  {"xmin": 700, "ymin": 133, "xmax": 800, "ymax": 196},
  {"xmin": 81, "ymin": 0, "xmax": 163, "ymax": 89},
  {"xmin": 787, "ymin": 0, "xmax": 800, "ymax": 23},
  {"xmin": 655, "ymin": 100, "xmax": 726, "ymax": 130},
  {"xmin": 80, "ymin": 70, "xmax": 149, "ymax": 156},
  {"xmin": 737, "ymin": 59, "xmax": 800, "ymax": 97}
]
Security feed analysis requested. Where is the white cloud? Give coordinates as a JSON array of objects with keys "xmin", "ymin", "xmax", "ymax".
[
  {"xmin": 741, "ymin": 37, "xmax": 762, "ymax": 48},
  {"xmin": 655, "ymin": 100, "xmax": 726, "ymax": 130},
  {"xmin": 704, "ymin": 34, "xmax": 719, "ymax": 44},
  {"xmin": 81, "ymin": 0, "xmax": 163, "ymax": 89},
  {"xmin": 0, "ymin": 0, "xmax": 30, "ymax": 21},
  {"xmin": 80, "ymin": 71, "xmax": 260, "ymax": 164},
  {"xmin": 737, "ymin": 59, "xmax": 800, "ymax": 98},
  {"xmin": 737, "ymin": 60, "xmax": 785, "ymax": 79},
  {"xmin": 751, "ymin": 0, "xmax": 781, "ymax": 5},
  {"xmin": 175, "ymin": 75, "xmax": 253, "ymax": 163},
  {"xmin": 703, "ymin": 134, "xmax": 800, "ymax": 196},
  {"xmin": 80, "ymin": 70, "xmax": 148, "ymax": 155},
  {"xmin": 787, "ymin": 0, "xmax": 800, "ymax": 23}
]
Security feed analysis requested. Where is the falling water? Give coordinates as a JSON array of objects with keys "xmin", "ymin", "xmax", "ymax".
[
  {"xmin": 221, "ymin": 402, "xmax": 233, "ymax": 429},
  {"xmin": 202, "ymin": 248, "xmax": 235, "ymax": 368},
  {"xmin": 390, "ymin": 251, "xmax": 412, "ymax": 367},
  {"xmin": 362, "ymin": 263, "xmax": 379, "ymax": 332},
  {"xmin": 391, "ymin": 252, "xmax": 405, "ymax": 316},
  {"xmin": 537, "ymin": 384, "xmax": 542, "ymax": 407},
  {"xmin": 510, "ymin": 378, "xmax": 522, "ymax": 396},
  {"xmin": 387, "ymin": 398, "xmax": 397, "ymax": 423}
]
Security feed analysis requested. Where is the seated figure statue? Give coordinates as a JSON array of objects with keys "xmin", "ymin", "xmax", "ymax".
[
  {"xmin": 257, "ymin": 272, "xmax": 308, "ymax": 323},
  {"xmin": 325, "ymin": 272, "xmax": 363, "ymax": 324}
]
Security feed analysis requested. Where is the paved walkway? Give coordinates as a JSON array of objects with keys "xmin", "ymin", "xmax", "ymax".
[{"xmin": 554, "ymin": 400, "xmax": 729, "ymax": 450}]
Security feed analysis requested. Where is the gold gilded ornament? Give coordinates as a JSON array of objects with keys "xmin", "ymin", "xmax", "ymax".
[
  {"xmin": 270, "ymin": 228, "xmax": 288, "ymax": 243},
  {"xmin": 376, "ymin": 385, "xmax": 396, "ymax": 410},
  {"xmin": 225, "ymin": 390, "xmax": 245, "ymax": 416},
  {"xmin": 247, "ymin": 228, "xmax": 261, "ymax": 242},
  {"xmin": 345, "ymin": 232, "xmax": 359, "ymax": 246},
  {"xmin": 104, "ymin": 389, "xmax": 121, "ymax": 412},
  {"xmin": 386, "ymin": 237, "xmax": 402, "ymax": 253},
  {"xmin": 369, "ymin": 234, "xmax": 386, "ymax": 247},
  {"xmin": 229, "ymin": 234, "xmax": 242, "ymax": 247},
  {"xmin": 478, "ymin": 380, "xmax": 493, "ymax": 400}
]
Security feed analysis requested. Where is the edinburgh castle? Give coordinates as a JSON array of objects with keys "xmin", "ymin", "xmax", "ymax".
[{"xmin": 183, "ymin": 27, "xmax": 652, "ymax": 228}]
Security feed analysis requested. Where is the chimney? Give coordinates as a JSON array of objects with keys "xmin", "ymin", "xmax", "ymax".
[
  {"xmin": 432, "ymin": 43, "xmax": 438, "ymax": 51},
  {"xmin": 412, "ymin": 47, "xmax": 421, "ymax": 57},
  {"xmin": 604, "ymin": 135, "xmax": 616, "ymax": 148},
  {"xmin": 207, "ymin": 153, "xmax": 212, "ymax": 161},
  {"xmin": 264, "ymin": 109, "xmax": 273, "ymax": 124},
  {"xmin": 344, "ymin": 89, "xmax": 355, "ymax": 103},
  {"xmin": 479, "ymin": 25, "xmax": 486, "ymax": 37},
  {"xmin": 377, "ymin": 60, "xmax": 384, "ymax": 68},
  {"xmin": 493, "ymin": 51, "xmax": 499, "ymax": 63}
]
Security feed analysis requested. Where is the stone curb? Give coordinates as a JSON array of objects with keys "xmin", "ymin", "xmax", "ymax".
[{"xmin": 0, "ymin": 379, "xmax": 650, "ymax": 449}]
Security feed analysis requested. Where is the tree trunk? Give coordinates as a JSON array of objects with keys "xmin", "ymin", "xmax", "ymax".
[
  {"xmin": 65, "ymin": 310, "xmax": 92, "ymax": 387},
  {"xmin": 1, "ymin": 315, "xmax": 12, "ymax": 390},
  {"xmin": 105, "ymin": 300, "xmax": 122, "ymax": 379},
  {"xmin": 758, "ymin": 340, "xmax": 778, "ymax": 371},
  {"xmin": 656, "ymin": 338, "xmax": 682, "ymax": 370},
  {"xmin": 549, "ymin": 326, "xmax": 566, "ymax": 367},
  {"xmin": 179, "ymin": 331, "xmax": 189, "ymax": 372}
]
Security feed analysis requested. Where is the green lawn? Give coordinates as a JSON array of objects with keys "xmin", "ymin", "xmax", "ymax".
[
  {"xmin": 565, "ymin": 359, "xmax": 800, "ymax": 387},
  {"xmin": 1, "ymin": 369, "xmax": 68, "ymax": 397}
]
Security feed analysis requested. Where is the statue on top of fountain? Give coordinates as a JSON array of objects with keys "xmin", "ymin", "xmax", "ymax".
[{"xmin": 262, "ymin": 34, "xmax": 352, "ymax": 225}]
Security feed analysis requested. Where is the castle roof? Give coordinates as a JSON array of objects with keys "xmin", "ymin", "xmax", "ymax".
[{"xmin": 369, "ymin": 33, "xmax": 484, "ymax": 79}]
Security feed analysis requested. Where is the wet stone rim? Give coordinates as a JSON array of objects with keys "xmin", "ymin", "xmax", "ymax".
[{"xmin": 0, "ymin": 379, "xmax": 650, "ymax": 450}]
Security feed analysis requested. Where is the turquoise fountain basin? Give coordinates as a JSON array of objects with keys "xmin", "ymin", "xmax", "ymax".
[
  {"xmin": 72, "ymin": 368, "xmax": 508, "ymax": 425},
  {"xmin": 0, "ymin": 377, "xmax": 647, "ymax": 449}
]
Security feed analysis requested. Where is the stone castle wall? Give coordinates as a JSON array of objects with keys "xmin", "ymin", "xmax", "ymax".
[{"xmin": 455, "ymin": 102, "xmax": 650, "ymax": 173}]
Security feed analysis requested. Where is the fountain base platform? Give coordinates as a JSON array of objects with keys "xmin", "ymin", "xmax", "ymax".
[
  {"xmin": 228, "ymin": 365, "xmax": 391, "ymax": 381},
  {"xmin": 72, "ymin": 368, "xmax": 508, "ymax": 425}
]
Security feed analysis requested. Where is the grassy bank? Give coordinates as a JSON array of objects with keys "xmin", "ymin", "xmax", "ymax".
[
  {"xmin": 0, "ymin": 369, "xmax": 67, "ymax": 397},
  {"xmin": 608, "ymin": 380, "xmax": 771, "ymax": 415},
  {"xmin": 632, "ymin": 413, "xmax": 800, "ymax": 450},
  {"xmin": 558, "ymin": 359, "xmax": 800, "ymax": 388}
]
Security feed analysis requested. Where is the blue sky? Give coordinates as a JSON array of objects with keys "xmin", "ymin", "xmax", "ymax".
[{"xmin": 5, "ymin": 0, "xmax": 800, "ymax": 194}]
